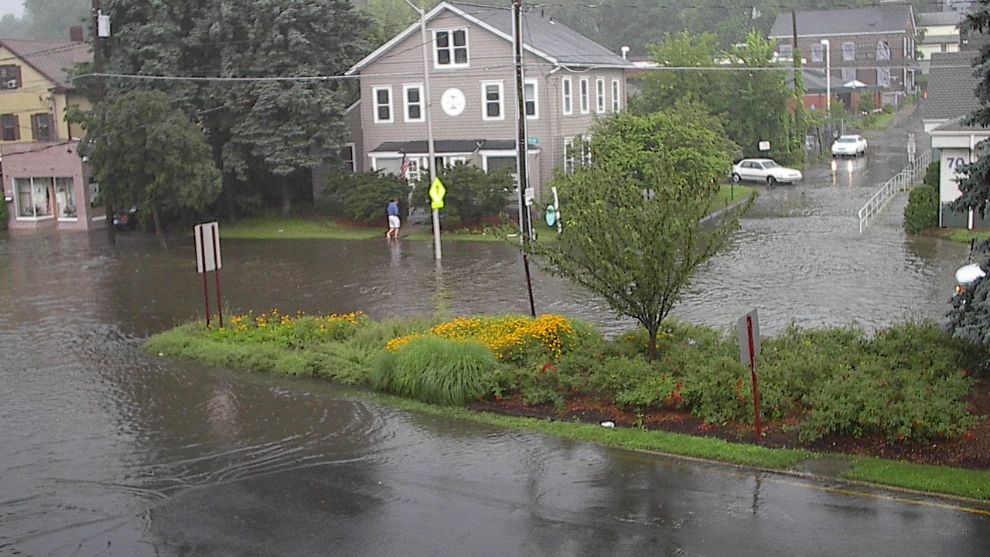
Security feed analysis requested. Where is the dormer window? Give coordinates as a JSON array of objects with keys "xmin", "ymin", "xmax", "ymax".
[
  {"xmin": 0, "ymin": 65, "xmax": 21, "ymax": 89},
  {"xmin": 434, "ymin": 29, "xmax": 468, "ymax": 68}
]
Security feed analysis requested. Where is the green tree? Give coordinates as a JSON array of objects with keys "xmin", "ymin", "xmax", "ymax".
[
  {"xmin": 325, "ymin": 170, "xmax": 409, "ymax": 224},
  {"xmin": 521, "ymin": 109, "xmax": 751, "ymax": 360},
  {"xmin": 410, "ymin": 162, "xmax": 512, "ymax": 227},
  {"xmin": 74, "ymin": 90, "xmax": 221, "ymax": 246},
  {"xmin": 97, "ymin": 0, "xmax": 369, "ymax": 220},
  {"xmin": 630, "ymin": 32, "xmax": 727, "ymax": 116}
]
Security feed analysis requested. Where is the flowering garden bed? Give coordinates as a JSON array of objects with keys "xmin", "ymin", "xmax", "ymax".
[{"xmin": 146, "ymin": 310, "xmax": 990, "ymax": 496}]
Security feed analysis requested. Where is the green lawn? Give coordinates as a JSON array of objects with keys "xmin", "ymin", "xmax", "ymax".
[
  {"xmin": 947, "ymin": 229, "xmax": 990, "ymax": 244},
  {"xmin": 221, "ymin": 215, "xmax": 382, "ymax": 240}
]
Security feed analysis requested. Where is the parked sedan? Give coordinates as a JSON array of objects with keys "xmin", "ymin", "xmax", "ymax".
[
  {"xmin": 831, "ymin": 134, "xmax": 868, "ymax": 157},
  {"xmin": 730, "ymin": 158, "xmax": 803, "ymax": 186}
]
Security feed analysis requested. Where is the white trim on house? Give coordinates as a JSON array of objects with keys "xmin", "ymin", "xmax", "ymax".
[
  {"xmin": 344, "ymin": 142, "xmax": 357, "ymax": 172},
  {"xmin": 403, "ymin": 83, "xmax": 425, "ymax": 123},
  {"xmin": 768, "ymin": 30, "xmax": 911, "ymax": 40},
  {"xmin": 595, "ymin": 77, "xmax": 605, "ymax": 114},
  {"xmin": 346, "ymin": 2, "xmax": 565, "ymax": 76},
  {"xmin": 432, "ymin": 28, "xmax": 470, "ymax": 69},
  {"xmin": 562, "ymin": 77, "xmax": 573, "ymax": 115},
  {"xmin": 579, "ymin": 77, "xmax": 590, "ymax": 114},
  {"xmin": 481, "ymin": 80, "xmax": 505, "ymax": 121},
  {"xmin": 372, "ymin": 85, "xmax": 394, "ymax": 123},
  {"xmin": 611, "ymin": 79, "xmax": 620, "ymax": 112},
  {"xmin": 524, "ymin": 78, "xmax": 538, "ymax": 120}
]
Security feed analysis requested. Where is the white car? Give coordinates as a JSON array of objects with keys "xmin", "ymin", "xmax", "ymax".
[
  {"xmin": 831, "ymin": 134, "xmax": 868, "ymax": 157},
  {"xmin": 730, "ymin": 158, "xmax": 803, "ymax": 186}
]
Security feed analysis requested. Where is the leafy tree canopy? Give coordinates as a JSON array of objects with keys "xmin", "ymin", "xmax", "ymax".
[
  {"xmin": 74, "ymin": 90, "xmax": 221, "ymax": 243},
  {"xmin": 522, "ymin": 107, "xmax": 751, "ymax": 359}
]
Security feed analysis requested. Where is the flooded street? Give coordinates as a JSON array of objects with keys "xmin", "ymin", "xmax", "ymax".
[{"xmin": 3, "ymin": 112, "xmax": 990, "ymax": 555}]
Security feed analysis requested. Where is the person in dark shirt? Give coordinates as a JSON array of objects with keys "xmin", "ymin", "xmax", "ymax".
[{"xmin": 386, "ymin": 198, "xmax": 401, "ymax": 239}]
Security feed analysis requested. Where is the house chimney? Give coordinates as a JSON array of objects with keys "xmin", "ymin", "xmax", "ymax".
[
  {"xmin": 69, "ymin": 26, "xmax": 84, "ymax": 42},
  {"xmin": 621, "ymin": 46, "xmax": 630, "ymax": 60}
]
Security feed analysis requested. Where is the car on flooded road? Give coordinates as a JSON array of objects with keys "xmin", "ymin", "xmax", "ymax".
[
  {"xmin": 730, "ymin": 158, "xmax": 803, "ymax": 186},
  {"xmin": 831, "ymin": 134, "xmax": 868, "ymax": 157}
]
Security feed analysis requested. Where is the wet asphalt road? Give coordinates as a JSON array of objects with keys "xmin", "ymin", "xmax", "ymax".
[{"xmin": 3, "ymin": 105, "xmax": 990, "ymax": 555}]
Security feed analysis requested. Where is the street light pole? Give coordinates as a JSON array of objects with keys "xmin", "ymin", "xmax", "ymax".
[
  {"xmin": 403, "ymin": 0, "xmax": 441, "ymax": 260},
  {"xmin": 820, "ymin": 39, "xmax": 831, "ymax": 118}
]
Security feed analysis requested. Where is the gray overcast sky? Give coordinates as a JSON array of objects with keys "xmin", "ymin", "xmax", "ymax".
[{"xmin": 0, "ymin": 0, "xmax": 22, "ymax": 18}]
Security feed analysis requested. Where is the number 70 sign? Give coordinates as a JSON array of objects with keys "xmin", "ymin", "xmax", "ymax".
[{"xmin": 946, "ymin": 156, "xmax": 968, "ymax": 170}]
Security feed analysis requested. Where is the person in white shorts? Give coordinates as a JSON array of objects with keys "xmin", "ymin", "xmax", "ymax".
[{"xmin": 386, "ymin": 198, "xmax": 401, "ymax": 239}]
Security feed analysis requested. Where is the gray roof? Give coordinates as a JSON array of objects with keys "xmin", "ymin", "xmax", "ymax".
[
  {"xmin": 918, "ymin": 11, "xmax": 964, "ymax": 27},
  {"xmin": 788, "ymin": 68, "xmax": 882, "ymax": 94},
  {"xmin": 932, "ymin": 117, "xmax": 988, "ymax": 133},
  {"xmin": 451, "ymin": 3, "xmax": 630, "ymax": 67},
  {"xmin": 922, "ymin": 33, "xmax": 960, "ymax": 45},
  {"xmin": 0, "ymin": 38, "xmax": 91, "ymax": 90},
  {"xmin": 348, "ymin": 2, "xmax": 631, "ymax": 74},
  {"xmin": 923, "ymin": 51, "xmax": 982, "ymax": 122},
  {"xmin": 769, "ymin": 4, "xmax": 913, "ymax": 37},
  {"xmin": 371, "ymin": 139, "xmax": 519, "ymax": 154}
]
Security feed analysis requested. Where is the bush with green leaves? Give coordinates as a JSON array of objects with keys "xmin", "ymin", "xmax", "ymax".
[
  {"xmin": 904, "ymin": 161, "xmax": 939, "ymax": 234},
  {"xmin": 410, "ymin": 162, "xmax": 512, "ymax": 227},
  {"xmin": 372, "ymin": 336, "xmax": 499, "ymax": 405},
  {"xmin": 325, "ymin": 170, "xmax": 411, "ymax": 224}
]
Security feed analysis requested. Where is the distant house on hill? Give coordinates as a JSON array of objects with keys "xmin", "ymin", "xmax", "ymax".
[
  {"xmin": 768, "ymin": 3, "xmax": 917, "ymax": 108},
  {"xmin": 0, "ymin": 31, "xmax": 99, "ymax": 231},
  {"xmin": 332, "ymin": 1, "xmax": 633, "ymax": 204}
]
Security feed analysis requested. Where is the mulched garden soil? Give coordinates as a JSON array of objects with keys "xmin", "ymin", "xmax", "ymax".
[{"xmin": 470, "ymin": 377, "xmax": 990, "ymax": 470}]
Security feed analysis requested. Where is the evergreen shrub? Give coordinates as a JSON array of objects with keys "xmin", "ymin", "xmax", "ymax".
[
  {"xmin": 325, "ymin": 170, "xmax": 410, "ymax": 223},
  {"xmin": 904, "ymin": 161, "xmax": 939, "ymax": 234},
  {"xmin": 410, "ymin": 162, "xmax": 512, "ymax": 227}
]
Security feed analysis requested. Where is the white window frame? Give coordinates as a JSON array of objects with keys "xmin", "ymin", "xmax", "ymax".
[
  {"xmin": 433, "ymin": 28, "xmax": 469, "ymax": 69},
  {"xmin": 372, "ymin": 86, "xmax": 393, "ymax": 123},
  {"xmin": 811, "ymin": 43, "xmax": 824, "ymax": 62},
  {"xmin": 481, "ymin": 80, "xmax": 504, "ymax": 121},
  {"xmin": 12, "ymin": 176, "xmax": 55, "ymax": 221},
  {"xmin": 581, "ymin": 134, "xmax": 592, "ymax": 166},
  {"xmin": 343, "ymin": 143, "xmax": 356, "ymax": 172},
  {"xmin": 841, "ymin": 67, "xmax": 856, "ymax": 83},
  {"xmin": 579, "ymin": 77, "xmax": 590, "ymax": 114},
  {"xmin": 876, "ymin": 40, "xmax": 890, "ymax": 61},
  {"xmin": 877, "ymin": 67, "xmax": 891, "ymax": 88},
  {"xmin": 524, "ymin": 79, "xmax": 538, "ymax": 120},
  {"xmin": 778, "ymin": 43, "xmax": 793, "ymax": 59},
  {"xmin": 481, "ymin": 151, "xmax": 518, "ymax": 175},
  {"xmin": 842, "ymin": 41, "xmax": 855, "ymax": 62},
  {"xmin": 595, "ymin": 78, "xmax": 605, "ymax": 113},
  {"xmin": 403, "ymin": 83, "xmax": 424, "ymax": 123},
  {"xmin": 563, "ymin": 136, "xmax": 575, "ymax": 174},
  {"xmin": 611, "ymin": 79, "xmax": 621, "ymax": 112},
  {"xmin": 562, "ymin": 77, "xmax": 573, "ymax": 115}
]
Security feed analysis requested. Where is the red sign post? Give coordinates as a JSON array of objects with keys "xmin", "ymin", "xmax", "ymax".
[
  {"xmin": 194, "ymin": 222, "xmax": 223, "ymax": 328},
  {"xmin": 737, "ymin": 309, "xmax": 763, "ymax": 444}
]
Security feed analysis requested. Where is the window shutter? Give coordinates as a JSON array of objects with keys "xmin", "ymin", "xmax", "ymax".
[
  {"xmin": 48, "ymin": 114, "xmax": 55, "ymax": 140},
  {"xmin": 15, "ymin": 65, "xmax": 21, "ymax": 88},
  {"xmin": 13, "ymin": 114, "xmax": 20, "ymax": 140},
  {"xmin": 31, "ymin": 115, "xmax": 39, "ymax": 140}
]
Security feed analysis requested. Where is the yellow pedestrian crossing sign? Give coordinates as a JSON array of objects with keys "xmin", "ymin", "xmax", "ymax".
[{"xmin": 429, "ymin": 177, "xmax": 446, "ymax": 209}]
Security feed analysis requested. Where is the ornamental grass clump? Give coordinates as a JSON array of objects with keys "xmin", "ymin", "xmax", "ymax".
[
  {"xmin": 208, "ymin": 309, "xmax": 366, "ymax": 349},
  {"xmin": 372, "ymin": 336, "xmax": 498, "ymax": 406},
  {"xmin": 387, "ymin": 314, "xmax": 576, "ymax": 363}
]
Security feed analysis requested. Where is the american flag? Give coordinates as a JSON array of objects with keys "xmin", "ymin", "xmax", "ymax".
[{"xmin": 398, "ymin": 155, "xmax": 410, "ymax": 181}]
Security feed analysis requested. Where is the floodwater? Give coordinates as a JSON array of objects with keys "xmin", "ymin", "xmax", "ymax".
[{"xmin": 3, "ymin": 113, "xmax": 989, "ymax": 554}]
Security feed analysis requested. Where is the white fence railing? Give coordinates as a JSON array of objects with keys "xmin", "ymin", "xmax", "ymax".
[{"xmin": 857, "ymin": 150, "xmax": 932, "ymax": 234}]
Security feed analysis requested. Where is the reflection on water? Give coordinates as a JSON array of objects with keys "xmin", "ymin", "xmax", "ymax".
[{"xmin": 0, "ymin": 168, "xmax": 976, "ymax": 553}]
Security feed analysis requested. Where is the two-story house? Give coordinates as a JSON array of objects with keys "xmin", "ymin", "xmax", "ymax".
[
  {"xmin": 917, "ymin": 11, "xmax": 964, "ymax": 74},
  {"xmin": 340, "ymin": 2, "xmax": 632, "ymax": 203},
  {"xmin": 0, "ymin": 32, "xmax": 98, "ymax": 231},
  {"xmin": 769, "ymin": 3, "xmax": 917, "ymax": 110}
]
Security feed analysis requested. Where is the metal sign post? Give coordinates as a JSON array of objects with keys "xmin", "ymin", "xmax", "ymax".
[
  {"xmin": 737, "ymin": 309, "xmax": 763, "ymax": 443},
  {"xmin": 194, "ymin": 222, "xmax": 223, "ymax": 328}
]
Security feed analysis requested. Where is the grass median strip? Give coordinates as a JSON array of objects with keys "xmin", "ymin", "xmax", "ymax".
[{"xmin": 146, "ymin": 311, "xmax": 990, "ymax": 501}]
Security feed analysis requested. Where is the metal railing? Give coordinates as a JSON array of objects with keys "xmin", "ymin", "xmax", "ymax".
[{"xmin": 857, "ymin": 149, "xmax": 932, "ymax": 234}]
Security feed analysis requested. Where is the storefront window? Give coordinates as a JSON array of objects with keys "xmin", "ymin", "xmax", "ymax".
[
  {"xmin": 55, "ymin": 177, "xmax": 75, "ymax": 218},
  {"xmin": 14, "ymin": 177, "xmax": 53, "ymax": 218}
]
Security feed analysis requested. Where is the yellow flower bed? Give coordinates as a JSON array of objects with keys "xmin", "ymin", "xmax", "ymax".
[
  {"xmin": 211, "ymin": 309, "xmax": 366, "ymax": 346},
  {"xmin": 386, "ymin": 314, "xmax": 576, "ymax": 361}
]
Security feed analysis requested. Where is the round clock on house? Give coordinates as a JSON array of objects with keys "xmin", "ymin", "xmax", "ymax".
[{"xmin": 440, "ymin": 88, "xmax": 465, "ymax": 116}]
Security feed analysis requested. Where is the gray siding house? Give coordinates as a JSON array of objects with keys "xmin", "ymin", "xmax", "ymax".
[
  {"xmin": 769, "ymin": 3, "xmax": 917, "ymax": 107},
  {"xmin": 341, "ymin": 2, "xmax": 632, "ymax": 202}
]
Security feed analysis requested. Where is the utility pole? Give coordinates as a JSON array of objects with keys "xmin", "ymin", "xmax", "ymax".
[
  {"xmin": 512, "ymin": 0, "xmax": 536, "ymax": 317},
  {"xmin": 402, "ymin": 0, "xmax": 441, "ymax": 259},
  {"xmin": 92, "ymin": 0, "xmax": 113, "ymax": 245}
]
